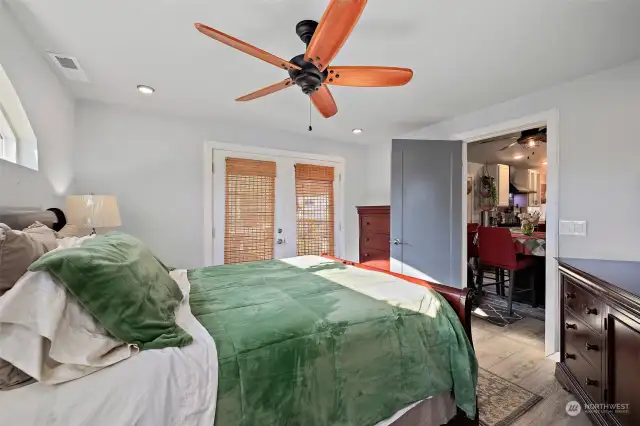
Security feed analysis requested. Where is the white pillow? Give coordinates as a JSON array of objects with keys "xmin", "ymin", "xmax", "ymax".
[{"xmin": 0, "ymin": 236, "xmax": 137, "ymax": 385}]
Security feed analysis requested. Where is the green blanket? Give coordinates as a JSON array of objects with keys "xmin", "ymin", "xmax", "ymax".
[{"xmin": 188, "ymin": 258, "xmax": 477, "ymax": 425}]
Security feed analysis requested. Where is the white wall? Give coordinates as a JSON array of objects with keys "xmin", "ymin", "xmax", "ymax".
[
  {"xmin": 364, "ymin": 144, "xmax": 391, "ymax": 206},
  {"xmin": 381, "ymin": 58, "xmax": 640, "ymax": 261},
  {"xmin": 73, "ymin": 100, "xmax": 370, "ymax": 268},
  {"xmin": 467, "ymin": 162, "xmax": 483, "ymax": 223},
  {"xmin": 0, "ymin": 0, "xmax": 75, "ymax": 209}
]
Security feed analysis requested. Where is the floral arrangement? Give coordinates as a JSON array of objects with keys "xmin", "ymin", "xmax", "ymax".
[{"xmin": 518, "ymin": 211, "xmax": 541, "ymax": 235}]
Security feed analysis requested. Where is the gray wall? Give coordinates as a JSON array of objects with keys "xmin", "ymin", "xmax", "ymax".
[
  {"xmin": 376, "ymin": 58, "xmax": 640, "ymax": 261},
  {"xmin": 0, "ymin": 1, "xmax": 75, "ymax": 209},
  {"xmin": 73, "ymin": 100, "xmax": 371, "ymax": 268}
]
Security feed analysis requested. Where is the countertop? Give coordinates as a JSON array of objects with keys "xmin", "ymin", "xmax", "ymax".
[{"xmin": 557, "ymin": 257, "xmax": 640, "ymax": 299}]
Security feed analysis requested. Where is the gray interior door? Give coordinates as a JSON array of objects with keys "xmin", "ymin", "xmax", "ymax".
[{"xmin": 391, "ymin": 139, "xmax": 463, "ymax": 287}]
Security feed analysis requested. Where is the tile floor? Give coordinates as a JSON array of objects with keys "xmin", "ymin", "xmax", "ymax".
[{"xmin": 472, "ymin": 317, "xmax": 591, "ymax": 425}]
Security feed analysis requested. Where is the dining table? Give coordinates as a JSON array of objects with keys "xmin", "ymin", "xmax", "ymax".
[{"xmin": 472, "ymin": 228, "xmax": 546, "ymax": 257}]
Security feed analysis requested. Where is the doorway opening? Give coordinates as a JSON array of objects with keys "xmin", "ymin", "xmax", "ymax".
[
  {"xmin": 455, "ymin": 109, "xmax": 559, "ymax": 359},
  {"xmin": 466, "ymin": 127, "xmax": 548, "ymax": 328}
]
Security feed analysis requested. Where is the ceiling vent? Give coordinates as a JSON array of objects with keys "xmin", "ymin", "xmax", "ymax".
[{"xmin": 47, "ymin": 52, "xmax": 90, "ymax": 82}]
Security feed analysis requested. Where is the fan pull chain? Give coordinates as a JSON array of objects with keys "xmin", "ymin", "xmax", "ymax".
[{"xmin": 308, "ymin": 97, "xmax": 313, "ymax": 132}]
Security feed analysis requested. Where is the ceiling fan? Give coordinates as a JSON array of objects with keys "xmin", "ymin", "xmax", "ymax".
[
  {"xmin": 477, "ymin": 128, "xmax": 548, "ymax": 152},
  {"xmin": 194, "ymin": 0, "xmax": 413, "ymax": 121}
]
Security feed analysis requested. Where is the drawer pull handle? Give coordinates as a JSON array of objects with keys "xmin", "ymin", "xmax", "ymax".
[
  {"xmin": 565, "ymin": 323, "xmax": 577, "ymax": 330},
  {"xmin": 585, "ymin": 378, "xmax": 598, "ymax": 387},
  {"xmin": 585, "ymin": 343, "xmax": 599, "ymax": 351},
  {"xmin": 584, "ymin": 307, "xmax": 598, "ymax": 315},
  {"xmin": 565, "ymin": 352, "xmax": 576, "ymax": 360},
  {"xmin": 565, "ymin": 292, "xmax": 576, "ymax": 300},
  {"xmin": 366, "ymin": 222, "xmax": 370, "ymax": 226}
]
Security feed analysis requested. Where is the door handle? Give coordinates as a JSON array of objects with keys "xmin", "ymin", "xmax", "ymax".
[
  {"xmin": 393, "ymin": 238, "xmax": 402, "ymax": 245},
  {"xmin": 276, "ymin": 238, "xmax": 284, "ymax": 245}
]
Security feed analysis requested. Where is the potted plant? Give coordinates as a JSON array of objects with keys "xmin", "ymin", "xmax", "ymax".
[{"xmin": 479, "ymin": 166, "xmax": 497, "ymax": 211}]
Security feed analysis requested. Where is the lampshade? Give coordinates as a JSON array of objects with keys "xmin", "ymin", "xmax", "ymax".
[{"xmin": 66, "ymin": 195, "xmax": 121, "ymax": 229}]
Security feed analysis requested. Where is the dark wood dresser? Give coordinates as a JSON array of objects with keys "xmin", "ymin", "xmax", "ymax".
[
  {"xmin": 556, "ymin": 258, "xmax": 640, "ymax": 426},
  {"xmin": 356, "ymin": 206, "xmax": 390, "ymax": 270}
]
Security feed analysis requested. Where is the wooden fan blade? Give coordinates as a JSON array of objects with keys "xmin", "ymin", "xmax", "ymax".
[
  {"xmin": 311, "ymin": 85, "xmax": 338, "ymax": 118},
  {"xmin": 195, "ymin": 23, "xmax": 300, "ymax": 71},
  {"xmin": 326, "ymin": 66, "xmax": 413, "ymax": 87},
  {"xmin": 304, "ymin": 0, "xmax": 367, "ymax": 72},
  {"xmin": 236, "ymin": 79, "xmax": 294, "ymax": 102}
]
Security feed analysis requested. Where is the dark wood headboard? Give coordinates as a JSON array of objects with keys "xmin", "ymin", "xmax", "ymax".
[{"xmin": 0, "ymin": 208, "xmax": 66, "ymax": 231}]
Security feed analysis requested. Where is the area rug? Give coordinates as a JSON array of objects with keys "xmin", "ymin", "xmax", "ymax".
[
  {"xmin": 472, "ymin": 293, "xmax": 523, "ymax": 326},
  {"xmin": 472, "ymin": 291, "xmax": 545, "ymax": 326},
  {"xmin": 477, "ymin": 368, "xmax": 542, "ymax": 426}
]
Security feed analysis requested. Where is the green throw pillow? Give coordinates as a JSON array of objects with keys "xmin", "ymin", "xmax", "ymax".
[{"xmin": 29, "ymin": 232, "xmax": 192, "ymax": 350}]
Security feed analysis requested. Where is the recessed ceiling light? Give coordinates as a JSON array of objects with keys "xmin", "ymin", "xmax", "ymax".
[
  {"xmin": 137, "ymin": 85, "xmax": 155, "ymax": 95},
  {"xmin": 352, "ymin": 128, "xmax": 363, "ymax": 134},
  {"xmin": 513, "ymin": 154, "xmax": 524, "ymax": 159}
]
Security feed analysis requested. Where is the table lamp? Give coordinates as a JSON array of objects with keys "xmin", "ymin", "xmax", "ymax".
[{"xmin": 66, "ymin": 194, "xmax": 121, "ymax": 235}]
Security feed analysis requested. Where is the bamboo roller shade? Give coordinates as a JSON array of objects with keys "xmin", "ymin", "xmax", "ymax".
[
  {"xmin": 295, "ymin": 164, "xmax": 335, "ymax": 256},
  {"xmin": 224, "ymin": 158, "xmax": 276, "ymax": 264}
]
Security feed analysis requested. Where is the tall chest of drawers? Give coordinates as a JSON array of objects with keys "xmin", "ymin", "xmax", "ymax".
[
  {"xmin": 356, "ymin": 206, "xmax": 390, "ymax": 270},
  {"xmin": 556, "ymin": 258, "xmax": 640, "ymax": 426}
]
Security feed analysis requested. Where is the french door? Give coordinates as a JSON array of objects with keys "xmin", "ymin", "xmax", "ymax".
[{"xmin": 211, "ymin": 147, "xmax": 343, "ymax": 265}]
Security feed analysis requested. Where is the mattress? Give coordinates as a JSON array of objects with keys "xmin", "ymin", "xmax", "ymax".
[{"xmin": 379, "ymin": 393, "xmax": 457, "ymax": 426}]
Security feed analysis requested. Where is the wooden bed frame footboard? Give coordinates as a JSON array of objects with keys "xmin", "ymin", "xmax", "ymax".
[
  {"xmin": 321, "ymin": 256, "xmax": 479, "ymax": 426},
  {"xmin": 321, "ymin": 255, "xmax": 474, "ymax": 346}
]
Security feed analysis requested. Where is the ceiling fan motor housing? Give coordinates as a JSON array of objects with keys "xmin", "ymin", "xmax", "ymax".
[
  {"xmin": 295, "ymin": 20, "xmax": 318, "ymax": 45},
  {"xmin": 288, "ymin": 53, "xmax": 328, "ymax": 95}
]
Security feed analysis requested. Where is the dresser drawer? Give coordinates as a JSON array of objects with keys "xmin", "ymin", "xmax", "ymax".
[
  {"xmin": 360, "ymin": 232, "xmax": 390, "ymax": 252},
  {"xmin": 564, "ymin": 310, "xmax": 602, "ymax": 372},
  {"xmin": 564, "ymin": 342, "xmax": 603, "ymax": 403},
  {"xmin": 360, "ymin": 215, "xmax": 390, "ymax": 234},
  {"xmin": 360, "ymin": 247, "xmax": 390, "ymax": 270},
  {"xmin": 564, "ymin": 277, "xmax": 603, "ymax": 334}
]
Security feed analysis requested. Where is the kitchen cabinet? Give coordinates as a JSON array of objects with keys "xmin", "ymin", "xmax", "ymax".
[
  {"xmin": 528, "ymin": 170, "xmax": 541, "ymax": 206},
  {"xmin": 487, "ymin": 164, "xmax": 510, "ymax": 207}
]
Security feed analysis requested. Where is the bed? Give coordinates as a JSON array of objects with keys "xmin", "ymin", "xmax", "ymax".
[{"xmin": 0, "ymin": 210, "xmax": 478, "ymax": 426}]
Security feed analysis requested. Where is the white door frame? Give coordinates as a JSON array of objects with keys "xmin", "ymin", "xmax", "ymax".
[
  {"xmin": 203, "ymin": 141, "xmax": 346, "ymax": 266},
  {"xmin": 454, "ymin": 109, "xmax": 560, "ymax": 360}
]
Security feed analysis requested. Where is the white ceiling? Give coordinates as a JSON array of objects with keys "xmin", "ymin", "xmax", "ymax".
[
  {"xmin": 7, "ymin": 0, "xmax": 640, "ymax": 144},
  {"xmin": 467, "ymin": 131, "xmax": 547, "ymax": 169}
]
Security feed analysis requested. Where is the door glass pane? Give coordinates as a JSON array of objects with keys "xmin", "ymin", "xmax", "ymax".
[
  {"xmin": 224, "ymin": 158, "xmax": 276, "ymax": 264},
  {"xmin": 295, "ymin": 164, "xmax": 335, "ymax": 256}
]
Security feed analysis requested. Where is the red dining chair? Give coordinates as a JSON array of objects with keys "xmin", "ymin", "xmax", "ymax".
[{"xmin": 476, "ymin": 227, "xmax": 537, "ymax": 315}]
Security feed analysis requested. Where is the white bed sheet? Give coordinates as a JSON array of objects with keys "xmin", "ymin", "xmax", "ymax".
[{"xmin": 0, "ymin": 270, "xmax": 218, "ymax": 426}]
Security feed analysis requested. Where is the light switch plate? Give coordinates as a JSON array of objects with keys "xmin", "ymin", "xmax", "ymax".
[
  {"xmin": 559, "ymin": 220, "xmax": 573, "ymax": 235},
  {"xmin": 559, "ymin": 220, "xmax": 587, "ymax": 236},
  {"xmin": 574, "ymin": 221, "xmax": 587, "ymax": 236}
]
